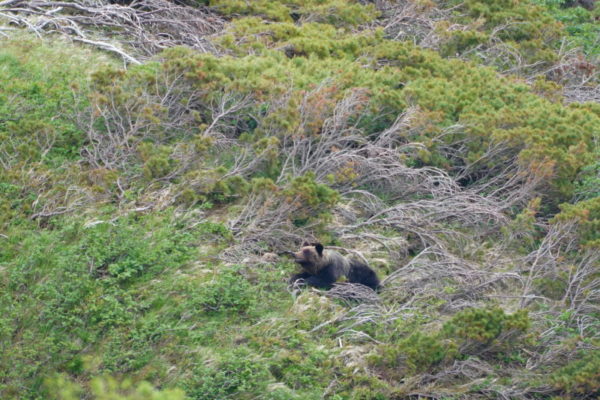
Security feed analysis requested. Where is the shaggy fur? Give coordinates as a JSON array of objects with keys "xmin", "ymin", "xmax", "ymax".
[{"xmin": 289, "ymin": 242, "xmax": 380, "ymax": 290}]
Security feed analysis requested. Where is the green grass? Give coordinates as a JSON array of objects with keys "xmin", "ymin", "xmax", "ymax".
[
  {"xmin": 0, "ymin": 2, "xmax": 599, "ymax": 398},
  {"xmin": 533, "ymin": 0, "xmax": 600, "ymax": 56},
  {"xmin": 0, "ymin": 34, "xmax": 112, "ymax": 164}
]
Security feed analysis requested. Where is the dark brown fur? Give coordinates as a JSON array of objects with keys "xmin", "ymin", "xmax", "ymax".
[{"xmin": 289, "ymin": 242, "xmax": 380, "ymax": 290}]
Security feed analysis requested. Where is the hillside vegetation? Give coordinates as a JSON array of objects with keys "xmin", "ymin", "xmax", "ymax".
[{"xmin": 0, "ymin": 0, "xmax": 599, "ymax": 399}]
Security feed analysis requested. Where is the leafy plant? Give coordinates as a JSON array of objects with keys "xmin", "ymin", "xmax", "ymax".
[
  {"xmin": 182, "ymin": 348, "xmax": 270, "ymax": 399},
  {"xmin": 46, "ymin": 375, "xmax": 187, "ymax": 400},
  {"xmin": 371, "ymin": 332, "xmax": 457, "ymax": 375},
  {"xmin": 193, "ymin": 266, "xmax": 257, "ymax": 314},
  {"xmin": 551, "ymin": 349, "xmax": 600, "ymax": 396}
]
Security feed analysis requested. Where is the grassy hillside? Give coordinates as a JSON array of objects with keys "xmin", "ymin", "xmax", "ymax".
[{"xmin": 0, "ymin": 0, "xmax": 599, "ymax": 399}]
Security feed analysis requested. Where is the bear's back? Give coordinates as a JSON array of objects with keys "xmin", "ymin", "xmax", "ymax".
[{"xmin": 320, "ymin": 250, "xmax": 350, "ymax": 278}]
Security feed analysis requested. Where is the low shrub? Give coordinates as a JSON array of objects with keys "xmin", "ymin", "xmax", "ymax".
[
  {"xmin": 46, "ymin": 375, "xmax": 187, "ymax": 400},
  {"xmin": 193, "ymin": 266, "xmax": 257, "ymax": 314},
  {"xmin": 551, "ymin": 349, "xmax": 600, "ymax": 396},
  {"xmin": 182, "ymin": 348, "xmax": 270, "ymax": 399}
]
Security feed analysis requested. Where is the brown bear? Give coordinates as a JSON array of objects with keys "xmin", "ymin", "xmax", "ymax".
[{"xmin": 288, "ymin": 242, "xmax": 381, "ymax": 290}]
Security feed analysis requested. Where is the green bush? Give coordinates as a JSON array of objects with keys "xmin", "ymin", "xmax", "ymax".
[
  {"xmin": 372, "ymin": 332, "xmax": 456, "ymax": 374},
  {"xmin": 46, "ymin": 375, "xmax": 187, "ymax": 400},
  {"xmin": 442, "ymin": 307, "xmax": 531, "ymax": 359},
  {"xmin": 533, "ymin": 0, "xmax": 600, "ymax": 56},
  {"xmin": 370, "ymin": 307, "xmax": 531, "ymax": 381},
  {"xmin": 0, "ymin": 34, "xmax": 108, "ymax": 166},
  {"xmin": 193, "ymin": 266, "xmax": 257, "ymax": 314},
  {"xmin": 441, "ymin": 0, "xmax": 563, "ymax": 67},
  {"xmin": 182, "ymin": 348, "xmax": 270, "ymax": 399},
  {"xmin": 219, "ymin": 17, "xmax": 382, "ymax": 59},
  {"xmin": 551, "ymin": 349, "xmax": 600, "ymax": 396},
  {"xmin": 78, "ymin": 216, "xmax": 196, "ymax": 283},
  {"xmin": 283, "ymin": 172, "xmax": 339, "ymax": 227},
  {"xmin": 403, "ymin": 69, "xmax": 598, "ymax": 200},
  {"xmin": 0, "ymin": 35, "xmax": 111, "ymax": 229},
  {"xmin": 209, "ymin": 0, "xmax": 378, "ymax": 27},
  {"xmin": 0, "ymin": 212, "xmax": 200, "ymax": 397},
  {"xmin": 0, "ymin": 182, "xmax": 35, "ymax": 228},
  {"xmin": 268, "ymin": 347, "xmax": 330, "ymax": 389},
  {"xmin": 553, "ymin": 196, "xmax": 600, "ymax": 247},
  {"xmin": 443, "ymin": 307, "xmax": 530, "ymax": 344},
  {"xmin": 139, "ymin": 143, "xmax": 177, "ymax": 180}
]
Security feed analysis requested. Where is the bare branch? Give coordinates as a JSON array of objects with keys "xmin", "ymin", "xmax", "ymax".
[{"xmin": 0, "ymin": 0, "xmax": 224, "ymax": 62}]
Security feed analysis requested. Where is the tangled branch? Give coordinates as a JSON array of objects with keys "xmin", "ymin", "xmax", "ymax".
[
  {"xmin": 521, "ymin": 221, "xmax": 600, "ymax": 337},
  {"xmin": 0, "ymin": 0, "xmax": 224, "ymax": 63}
]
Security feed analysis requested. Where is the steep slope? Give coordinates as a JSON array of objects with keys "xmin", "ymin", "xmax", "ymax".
[{"xmin": 0, "ymin": 1, "xmax": 599, "ymax": 399}]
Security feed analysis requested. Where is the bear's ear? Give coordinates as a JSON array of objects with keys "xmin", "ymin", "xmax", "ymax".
[{"xmin": 315, "ymin": 243, "xmax": 324, "ymax": 256}]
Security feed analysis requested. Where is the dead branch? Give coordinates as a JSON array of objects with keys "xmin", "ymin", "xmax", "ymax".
[
  {"xmin": 520, "ymin": 221, "xmax": 600, "ymax": 344},
  {"xmin": 27, "ymin": 168, "xmax": 96, "ymax": 221},
  {"xmin": 520, "ymin": 221, "xmax": 579, "ymax": 308},
  {"xmin": 375, "ymin": 0, "xmax": 456, "ymax": 48},
  {"xmin": 382, "ymin": 246, "xmax": 521, "ymax": 312},
  {"xmin": 323, "ymin": 283, "xmax": 380, "ymax": 305},
  {"xmin": 81, "ymin": 64, "xmax": 254, "ymax": 178},
  {"xmin": 0, "ymin": 0, "xmax": 224, "ymax": 63},
  {"xmin": 220, "ymin": 190, "xmax": 312, "ymax": 263}
]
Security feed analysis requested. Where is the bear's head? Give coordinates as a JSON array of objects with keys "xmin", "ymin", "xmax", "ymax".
[{"xmin": 292, "ymin": 241, "xmax": 324, "ymax": 274}]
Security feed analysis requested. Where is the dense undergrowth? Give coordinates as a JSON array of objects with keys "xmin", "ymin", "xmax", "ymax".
[{"xmin": 0, "ymin": 0, "xmax": 599, "ymax": 399}]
